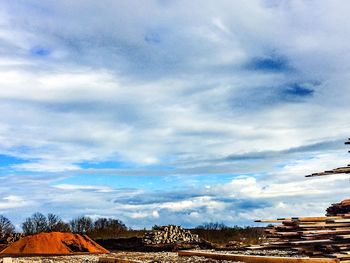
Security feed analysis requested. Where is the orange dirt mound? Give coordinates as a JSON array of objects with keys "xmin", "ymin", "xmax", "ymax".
[{"xmin": 0, "ymin": 232, "xmax": 109, "ymax": 255}]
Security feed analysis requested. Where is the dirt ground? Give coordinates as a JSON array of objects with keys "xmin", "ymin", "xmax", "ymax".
[{"xmin": 0, "ymin": 252, "xmax": 242, "ymax": 262}]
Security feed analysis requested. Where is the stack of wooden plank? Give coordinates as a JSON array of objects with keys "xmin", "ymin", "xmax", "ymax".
[
  {"xmin": 327, "ymin": 200, "xmax": 350, "ymax": 216},
  {"xmin": 254, "ymin": 215, "xmax": 350, "ymax": 261},
  {"xmin": 252, "ymin": 138, "xmax": 350, "ymax": 261},
  {"xmin": 305, "ymin": 166, "xmax": 350, "ymax": 177},
  {"xmin": 305, "ymin": 138, "xmax": 350, "ymax": 178}
]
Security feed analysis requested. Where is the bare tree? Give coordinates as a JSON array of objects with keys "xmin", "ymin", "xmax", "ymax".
[
  {"xmin": 47, "ymin": 213, "xmax": 60, "ymax": 230},
  {"xmin": 32, "ymin": 212, "xmax": 48, "ymax": 233},
  {"xmin": 106, "ymin": 218, "xmax": 127, "ymax": 236},
  {"xmin": 47, "ymin": 213, "xmax": 70, "ymax": 232},
  {"xmin": 22, "ymin": 218, "xmax": 35, "ymax": 235},
  {"xmin": 70, "ymin": 216, "xmax": 93, "ymax": 234},
  {"xmin": 92, "ymin": 218, "xmax": 127, "ymax": 238},
  {"xmin": 0, "ymin": 215, "xmax": 15, "ymax": 239},
  {"xmin": 94, "ymin": 217, "xmax": 109, "ymax": 231},
  {"xmin": 22, "ymin": 212, "xmax": 48, "ymax": 235},
  {"xmin": 195, "ymin": 222, "xmax": 228, "ymax": 230}
]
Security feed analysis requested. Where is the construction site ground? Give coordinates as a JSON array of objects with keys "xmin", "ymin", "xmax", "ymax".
[
  {"xmin": 0, "ymin": 249, "xmax": 307, "ymax": 263},
  {"xmin": 0, "ymin": 251, "xmax": 242, "ymax": 263}
]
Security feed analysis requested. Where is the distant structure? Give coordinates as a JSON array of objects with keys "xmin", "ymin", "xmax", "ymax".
[{"xmin": 305, "ymin": 138, "xmax": 350, "ymax": 177}]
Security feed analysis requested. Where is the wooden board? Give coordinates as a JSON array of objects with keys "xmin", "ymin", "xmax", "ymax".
[
  {"xmin": 256, "ymin": 217, "xmax": 344, "ymax": 223},
  {"xmin": 178, "ymin": 251, "xmax": 340, "ymax": 263}
]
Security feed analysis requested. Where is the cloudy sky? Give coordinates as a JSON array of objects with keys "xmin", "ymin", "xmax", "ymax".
[{"xmin": 1, "ymin": 0, "xmax": 350, "ymax": 230}]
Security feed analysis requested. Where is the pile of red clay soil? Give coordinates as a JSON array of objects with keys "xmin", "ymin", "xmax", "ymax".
[{"xmin": 0, "ymin": 232, "xmax": 109, "ymax": 255}]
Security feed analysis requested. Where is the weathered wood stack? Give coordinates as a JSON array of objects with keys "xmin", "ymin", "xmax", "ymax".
[
  {"xmin": 143, "ymin": 225, "xmax": 199, "ymax": 245},
  {"xmin": 306, "ymin": 138, "xmax": 350, "ymax": 178},
  {"xmin": 327, "ymin": 200, "xmax": 350, "ymax": 216},
  {"xmin": 253, "ymin": 138, "xmax": 350, "ymax": 261},
  {"xmin": 255, "ymin": 215, "xmax": 350, "ymax": 261}
]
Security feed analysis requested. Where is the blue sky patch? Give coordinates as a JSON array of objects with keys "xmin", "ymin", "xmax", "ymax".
[
  {"xmin": 30, "ymin": 46, "xmax": 51, "ymax": 57},
  {"xmin": 246, "ymin": 56, "xmax": 290, "ymax": 72},
  {"xmin": 77, "ymin": 160, "xmax": 130, "ymax": 169},
  {"xmin": 0, "ymin": 154, "xmax": 28, "ymax": 167},
  {"xmin": 144, "ymin": 32, "xmax": 161, "ymax": 44},
  {"xmin": 284, "ymin": 84, "xmax": 314, "ymax": 97}
]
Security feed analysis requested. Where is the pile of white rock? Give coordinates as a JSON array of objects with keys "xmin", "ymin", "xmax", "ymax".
[
  {"xmin": 1, "ymin": 233, "xmax": 24, "ymax": 244},
  {"xmin": 143, "ymin": 225, "xmax": 200, "ymax": 245}
]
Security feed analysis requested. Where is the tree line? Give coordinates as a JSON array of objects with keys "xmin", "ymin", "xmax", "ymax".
[
  {"xmin": 0, "ymin": 215, "xmax": 265, "ymax": 245},
  {"xmin": 0, "ymin": 213, "xmax": 127, "ymax": 239},
  {"xmin": 192, "ymin": 222, "xmax": 265, "ymax": 245}
]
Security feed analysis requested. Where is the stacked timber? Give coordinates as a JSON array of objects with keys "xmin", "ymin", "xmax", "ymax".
[
  {"xmin": 143, "ymin": 225, "xmax": 199, "ymax": 245},
  {"xmin": 327, "ymin": 200, "xmax": 350, "ymax": 216},
  {"xmin": 255, "ymin": 215, "xmax": 350, "ymax": 261},
  {"xmin": 252, "ymin": 138, "xmax": 350, "ymax": 261},
  {"xmin": 306, "ymin": 138, "xmax": 350, "ymax": 178}
]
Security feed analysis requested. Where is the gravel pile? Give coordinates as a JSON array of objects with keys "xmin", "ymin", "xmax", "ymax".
[
  {"xmin": 1, "ymin": 232, "xmax": 109, "ymax": 255},
  {"xmin": 143, "ymin": 225, "xmax": 200, "ymax": 245},
  {"xmin": 1, "ymin": 233, "xmax": 24, "ymax": 245}
]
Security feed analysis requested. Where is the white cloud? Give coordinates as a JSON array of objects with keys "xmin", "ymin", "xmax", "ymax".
[
  {"xmin": 152, "ymin": 210, "xmax": 159, "ymax": 218},
  {"xmin": 54, "ymin": 184, "xmax": 114, "ymax": 193},
  {"xmin": 0, "ymin": 0, "xmax": 349, "ymax": 228},
  {"xmin": 0, "ymin": 195, "xmax": 32, "ymax": 209}
]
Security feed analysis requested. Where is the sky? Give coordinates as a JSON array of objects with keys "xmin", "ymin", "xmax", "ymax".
[{"xmin": 1, "ymin": 0, "xmax": 350, "ymax": 230}]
